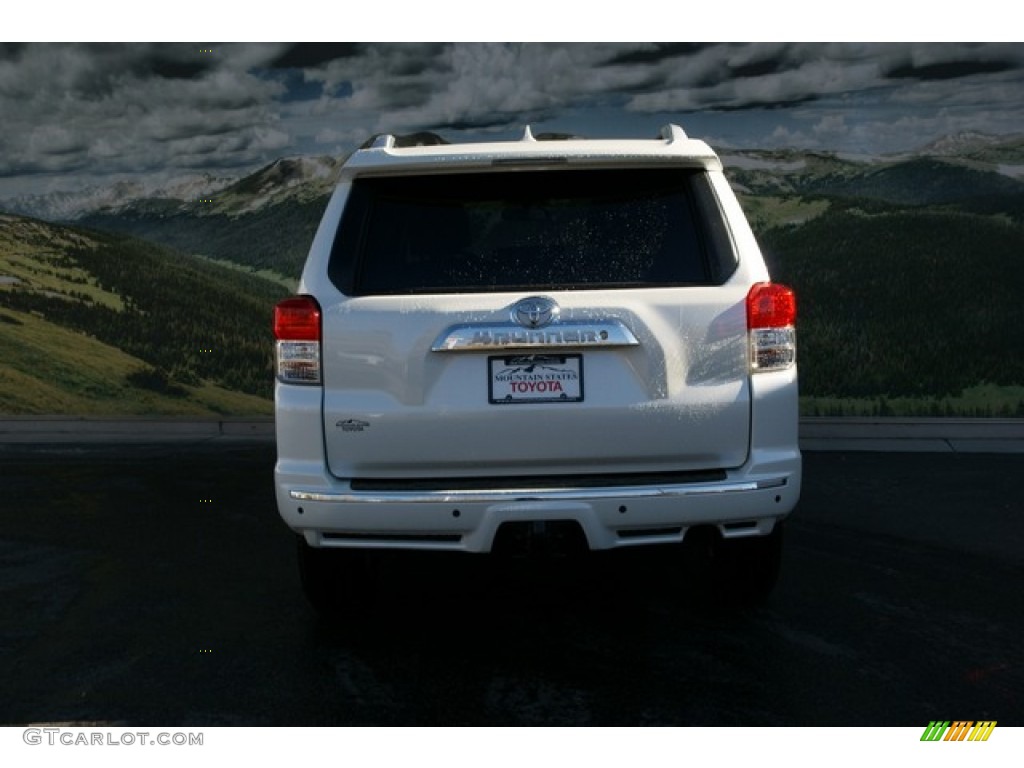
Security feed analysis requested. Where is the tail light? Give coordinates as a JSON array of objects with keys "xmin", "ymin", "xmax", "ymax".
[
  {"xmin": 274, "ymin": 296, "xmax": 322, "ymax": 385},
  {"xmin": 746, "ymin": 283, "xmax": 796, "ymax": 372}
]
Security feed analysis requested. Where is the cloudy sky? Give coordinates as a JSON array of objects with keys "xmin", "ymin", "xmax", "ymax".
[{"xmin": 1, "ymin": 41, "xmax": 1023, "ymax": 197}]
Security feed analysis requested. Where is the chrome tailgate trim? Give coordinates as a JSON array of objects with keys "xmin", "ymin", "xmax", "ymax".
[{"xmin": 431, "ymin": 320, "xmax": 639, "ymax": 352}]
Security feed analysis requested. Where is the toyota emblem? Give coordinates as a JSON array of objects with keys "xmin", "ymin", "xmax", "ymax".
[{"xmin": 511, "ymin": 297, "xmax": 560, "ymax": 329}]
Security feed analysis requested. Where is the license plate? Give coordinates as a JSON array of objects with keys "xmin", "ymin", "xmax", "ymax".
[{"xmin": 488, "ymin": 354, "xmax": 584, "ymax": 404}]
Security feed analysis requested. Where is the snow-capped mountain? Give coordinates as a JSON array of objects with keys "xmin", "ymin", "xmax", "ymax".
[
  {"xmin": 0, "ymin": 156, "xmax": 347, "ymax": 222},
  {"xmin": 915, "ymin": 131, "xmax": 1003, "ymax": 157},
  {"xmin": 0, "ymin": 172, "xmax": 237, "ymax": 222},
  {"xmin": 913, "ymin": 131, "xmax": 1024, "ymax": 166},
  {"xmin": 1, "ymin": 180, "xmax": 148, "ymax": 221},
  {"xmin": 149, "ymin": 173, "xmax": 239, "ymax": 203},
  {"xmin": 0, "ymin": 133, "xmax": 455, "ymax": 223},
  {"xmin": 211, "ymin": 156, "xmax": 343, "ymax": 215}
]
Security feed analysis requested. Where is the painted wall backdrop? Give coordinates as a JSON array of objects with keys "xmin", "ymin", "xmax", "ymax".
[{"xmin": 1, "ymin": 42, "xmax": 1023, "ymax": 416}]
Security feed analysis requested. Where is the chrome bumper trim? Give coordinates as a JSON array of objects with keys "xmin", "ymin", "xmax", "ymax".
[{"xmin": 290, "ymin": 477, "xmax": 787, "ymax": 505}]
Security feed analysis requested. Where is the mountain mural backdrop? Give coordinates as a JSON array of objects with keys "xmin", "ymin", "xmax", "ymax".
[{"xmin": 2, "ymin": 132, "xmax": 1023, "ymax": 416}]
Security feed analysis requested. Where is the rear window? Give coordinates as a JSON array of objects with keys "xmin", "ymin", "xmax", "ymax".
[{"xmin": 328, "ymin": 168, "xmax": 737, "ymax": 295}]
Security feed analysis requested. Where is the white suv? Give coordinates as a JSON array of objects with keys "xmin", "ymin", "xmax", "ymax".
[{"xmin": 274, "ymin": 125, "xmax": 800, "ymax": 612}]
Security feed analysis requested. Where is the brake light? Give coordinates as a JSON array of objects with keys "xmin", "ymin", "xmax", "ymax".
[
  {"xmin": 274, "ymin": 296, "xmax": 322, "ymax": 385},
  {"xmin": 746, "ymin": 283, "xmax": 796, "ymax": 372}
]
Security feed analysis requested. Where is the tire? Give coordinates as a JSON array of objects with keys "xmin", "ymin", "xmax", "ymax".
[
  {"xmin": 296, "ymin": 536, "xmax": 374, "ymax": 619},
  {"xmin": 682, "ymin": 522, "xmax": 784, "ymax": 608}
]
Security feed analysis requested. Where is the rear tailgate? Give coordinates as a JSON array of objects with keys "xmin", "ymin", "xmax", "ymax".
[{"xmin": 321, "ymin": 288, "xmax": 750, "ymax": 480}]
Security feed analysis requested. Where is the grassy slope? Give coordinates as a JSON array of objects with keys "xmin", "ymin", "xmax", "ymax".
[
  {"xmin": 738, "ymin": 195, "xmax": 830, "ymax": 232},
  {"xmin": 0, "ymin": 214, "xmax": 281, "ymax": 416},
  {"xmin": 800, "ymin": 385, "xmax": 1024, "ymax": 418},
  {"xmin": 0, "ymin": 308, "xmax": 271, "ymax": 415}
]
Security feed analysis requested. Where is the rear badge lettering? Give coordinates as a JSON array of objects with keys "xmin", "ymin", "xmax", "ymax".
[
  {"xmin": 434, "ymin": 321, "xmax": 636, "ymax": 352},
  {"xmin": 336, "ymin": 419, "xmax": 370, "ymax": 432}
]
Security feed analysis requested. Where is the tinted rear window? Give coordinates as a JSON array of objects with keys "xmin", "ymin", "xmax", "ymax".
[{"xmin": 329, "ymin": 168, "xmax": 737, "ymax": 295}]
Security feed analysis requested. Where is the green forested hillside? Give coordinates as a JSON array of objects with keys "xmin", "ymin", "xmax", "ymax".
[
  {"xmin": 79, "ymin": 197, "xmax": 325, "ymax": 281},
  {"xmin": 801, "ymin": 158, "xmax": 1024, "ymax": 207},
  {"xmin": 759, "ymin": 203, "xmax": 1024, "ymax": 406},
  {"xmin": 0, "ymin": 215, "xmax": 288, "ymax": 413}
]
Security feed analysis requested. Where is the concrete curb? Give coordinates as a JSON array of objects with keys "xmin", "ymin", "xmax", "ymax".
[
  {"xmin": 1, "ymin": 416, "xmax": 1023, "ymax": 452},
  {"xmin": 0, "ymin": 416, "xmax": 275, "ymax": 444},
  {"xmin": 799, "ymin": 417, "xmax": 1024, "ymax": 453}
]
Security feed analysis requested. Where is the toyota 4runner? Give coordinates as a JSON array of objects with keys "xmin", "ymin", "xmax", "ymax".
[{"xmin": 274, "ymin": 124, "xmax": 800, "ymax": 612}]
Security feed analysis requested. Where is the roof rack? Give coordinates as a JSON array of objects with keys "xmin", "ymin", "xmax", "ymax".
[
  {"xmin": 366, "ymin": 124, "xmax": 691, "ymax": 150},
  {"xmin": 660, "ymin": 124, "xmax": 688, "ymax": 142}
]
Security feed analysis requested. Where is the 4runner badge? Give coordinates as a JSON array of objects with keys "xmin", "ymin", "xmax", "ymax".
[
  {"xmin": 336, "ymin": 419, "xmax": 370, "ymax": 432},
  {"xmin": 512, "ymin": 296, "xmax": 559, "ymax": 329}
]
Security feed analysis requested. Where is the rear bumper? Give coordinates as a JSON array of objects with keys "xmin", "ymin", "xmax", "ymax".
[{"xmin": 275, "ymin": 453, "xmax": 801, "ymax": 553}]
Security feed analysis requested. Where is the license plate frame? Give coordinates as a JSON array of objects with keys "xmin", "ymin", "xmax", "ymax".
[{"xmin": 488, "ymin": 354, "xmax": 584, "ymax": 405}]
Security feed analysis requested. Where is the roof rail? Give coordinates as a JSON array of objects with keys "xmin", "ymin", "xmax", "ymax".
[
  {"xmin": 660, "ymin": 124, "xmax": 688, "ymax": 143},
  {"xmin": 370, "ymin": 134, "xmax": 395, "ymax": 150}
]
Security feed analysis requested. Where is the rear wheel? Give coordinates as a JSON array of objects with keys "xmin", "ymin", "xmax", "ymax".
[
  {"xmin": 296, "ymin": 536, "xmax": 374, "ymax": 619},
  {"xmin": 682, "ymin": 522, "xmax": 783, "ymax": 607}
]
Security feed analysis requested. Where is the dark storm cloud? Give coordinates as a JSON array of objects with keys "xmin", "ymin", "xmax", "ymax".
[
  {"xmin": 600, "ymin": 42, "xmax": 714, "ymax": 67},
  {"xmin": 300, "ymin": 42, "xmax": 452, "ymax": 99},
  {"xmin": 602, "ymin": 43, "xmax": 815, "ymax": 107},
  {"xmin": 2, "ymin": 42, "xmax": 1024, "ymax": 195},
  {"xmin": 230, "ymin": 42, "xmax": 1024, "ymax": 157},
  {"xmin": 306, "ymin": 43, "xmax": 649, "ymax": 134},
  {"xmin": 444, "ymin": 113, "xmax": 552, "ymax": 131},
  {"xmin": 147, "ymin": 55, "xmax": 215, "ymax": 81},
  {"xmin": 713, "ymin": 95, "xmax": 820, "ymax": 112},
  {"xmin": 270, "ymin": 43, "xmax": 362, "ymax": 70},
  {"xmin": 0, "ymin": 42, "xmax": 28, "ymax": 60},
  {"xmin": 728, "ymin": 53, "xmax": 799, "ymax": 80},
  {"xmin": 622, "ymin": 43, "xmax": 1024, "ymax": 113},
  {"xmin": 386, "ymin": 43, "xmax": 451, "ymax": 77},
  {"xmin": 0, "ymin": 43, "xmax": 289, "ymax": 182},
  {"xmin": 885, "ymin": 59, "xmax": 1017, "ymax": 81}
]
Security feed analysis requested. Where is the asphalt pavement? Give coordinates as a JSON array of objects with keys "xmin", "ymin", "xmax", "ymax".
[{"xmin": 0, "ymin": 435, "xmax": 1021, "ymax": 726}]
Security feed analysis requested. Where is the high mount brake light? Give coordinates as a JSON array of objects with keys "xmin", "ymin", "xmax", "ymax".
[
  {"xmin": 746, "ymin": 283, "xmax": 797, "ymax": 372},
  {"xmin": 274, "ymin": 296, "xmax": 322, "ymax": 385}
]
